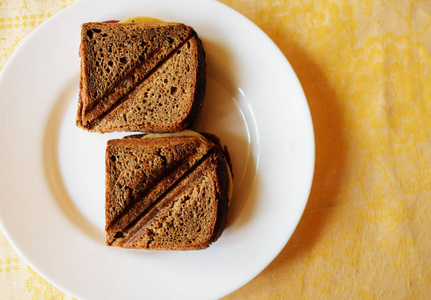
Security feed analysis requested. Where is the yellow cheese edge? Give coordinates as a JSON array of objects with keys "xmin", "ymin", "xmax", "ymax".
[
  {"xmin": 119, "ymin": 17, "xmax": 165, "ymax": 24},
  {"xmin": 141, "ymin": 130, "xmax": 201, "ymax": 139},
  {"xmin": 142, "ymin": 130, "xmax": 234, "ymax": 204}
]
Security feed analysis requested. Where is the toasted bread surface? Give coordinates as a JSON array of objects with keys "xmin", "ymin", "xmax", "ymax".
[
  {"xmin": 78, "ymin": 22, "xmax": 205, "ymax": 133},
  {"xmin": 105, "ymin": 133, "xmax": 230, "ymax": 250}
]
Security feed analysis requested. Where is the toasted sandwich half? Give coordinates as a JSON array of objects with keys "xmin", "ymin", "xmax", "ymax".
[
  {"xmin": 77, "ymin": 21, "xmax": 206, "ymax": 133},
  {"xmin": 105, "ymin": 131, "xmax": 232, "ymax": 250}
]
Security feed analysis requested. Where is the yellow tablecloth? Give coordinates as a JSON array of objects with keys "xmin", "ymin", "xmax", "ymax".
[{"xmin": 1, "ymin": 0, "xmax": 431, "ymax": 299}]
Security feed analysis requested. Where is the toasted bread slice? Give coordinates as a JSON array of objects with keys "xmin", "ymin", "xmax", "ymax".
[
  {"xmin": 77, "ymin": 22, "xmax": 206, "ymax": 133},
  {"xmin": 105, "ymin": 131, "xmax": 231, "ymax": 250}
]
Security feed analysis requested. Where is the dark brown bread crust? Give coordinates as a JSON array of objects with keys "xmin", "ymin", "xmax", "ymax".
[
  {"xmin": 176, "ymin": 34, "xmax": 206, "ymax": 133},
  {"xmin": 207, "ymin": 147, "xmax": 230, "ymax": 246},
  {"xmin": 105, "ymin": 133, "xmax": 230, "ymax": 250},
  {"xmin": 77, "ymin": 22, "xmax": 206, "ymax": 133}
]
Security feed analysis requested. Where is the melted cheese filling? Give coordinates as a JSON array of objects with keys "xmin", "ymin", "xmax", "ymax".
[
  {"xmin": 142, "ymin": 130, "xmax": 201, "ymax": 139},
  {"xmin": 142, "ymin": 130, "xmax": 234, "ymax": 204},
  {"xmin": 119, "ymin": 16, "xmax": 165, "ymax": 24}
]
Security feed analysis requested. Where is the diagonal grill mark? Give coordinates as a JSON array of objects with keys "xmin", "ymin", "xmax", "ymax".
[
  {"xmin": 88, "ymin": 32, "xmax": 196, "ymax": 129},
  {"xmin": 107, "ymin": 147, "xmax": 200, "ymax": 233},
  {"xmin": 83, "ymin": 25, "xmax": 193, "ymax": 123},
  {"xmin": 83, "ymin": 47, "xmax": 160, "ymax": 125},
  {"xmin": 107, "ymin": 138, "xmax": 216, "ymax": 241},
  {"xmin": 119, "ymin": 148, "xmax": 215, "ymax": 247},
  {"xmin": 110, "ymin": 147, "xmax": 216, "ymax": 246}
]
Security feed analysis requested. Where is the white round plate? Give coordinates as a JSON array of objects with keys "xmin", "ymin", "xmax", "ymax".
[{"xmin": 0, "ymin": 0, "xmax": 314, "ymax": 299}]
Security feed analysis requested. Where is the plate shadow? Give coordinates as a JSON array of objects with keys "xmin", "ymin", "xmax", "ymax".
[
  {"xmin": 196, "ymin": 38, "xmax": 260, "ymax": 229},
  {"xmin": 42, "ymin": 74, "xmax": 105, "ymax": 243}
]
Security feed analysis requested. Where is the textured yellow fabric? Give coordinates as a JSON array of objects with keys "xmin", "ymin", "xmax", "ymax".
[{"xmin": 1, "ymin": 0, "xmax": 430, "ymax": 299}]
